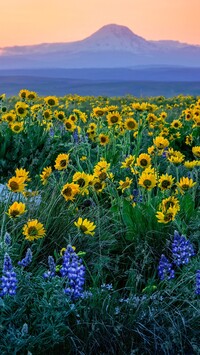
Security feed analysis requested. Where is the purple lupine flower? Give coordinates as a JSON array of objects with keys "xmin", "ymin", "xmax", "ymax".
[
  {"xmin": 73, "ymin": 128, "xmax": 79, "ymax": 144},
  {"xmin": 162, "ymin": 148, "xmax": 168, "ymax": 159},
  {"xmin": 172, "ymin": 230, "xmax": 195, "ymax": 266},
  {"xmin": 4, "ymin": 232, "xmax": 11, "ymax": 246},
  {"xmin": 60, "ymin": 245, "xmax": 85, "ymax": 300},
  {"xmin": 132, "ymin": 189, "xmax": 143, "ymax": 203},
  {"xmin": 0, "ymin": 253, "xmax": 17, "ymax": 296},
  {"xmin": 18, "ymin": 248, "xmax": 32, "ymax": 267},
  {"xmin": 49, "ymin": 127, "xmax": 55, "ymax": 137},
  {"xmin": 158, "ymin": 254, "xmax": 175, "ymax": 281},
  {"xmin": 195, "ymin": 270, "xmax": 200, "ymax": 295},
  {"xmin": 43, "ymin": 256, "xmax": 56, "ymax": 279}
]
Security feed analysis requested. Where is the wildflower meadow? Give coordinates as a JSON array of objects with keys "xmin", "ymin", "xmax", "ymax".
[{"xmin": 0, "ymin": 90, "xmax": 200, "ymax": 354}]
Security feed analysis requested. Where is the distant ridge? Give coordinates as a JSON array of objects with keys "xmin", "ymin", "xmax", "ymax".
[{"xmin": 0, "ymin": 24, "xmax": 200, "ymax": 69}]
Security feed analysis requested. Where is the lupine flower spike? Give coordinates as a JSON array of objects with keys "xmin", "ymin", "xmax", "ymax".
[
  {"xmin": 43, "ymin": 256, "xmax": 56, "ymax": 279},
  {"xmin": 195, "ymin": 270, "xmax": 200, "ymax": 295},
  {"xmin": 158, "ymin": 254, "xmax": 175, "ymax": 281},
  {"xmin": 172, "ymin": 230, "xmax": 195, "ymax": 266},
  {"xmin": 0, "ymin": 253, "xmax": 18, "ymax": 296},
  {"xmin": 60, "ymin": 245, "xmax": 85, "ymax": 300},
  {"xmin": 18, "ymin": 248, "xmax": 33, "ymax": 267}
]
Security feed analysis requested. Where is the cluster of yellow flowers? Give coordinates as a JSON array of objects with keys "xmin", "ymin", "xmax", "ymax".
[{"xmin": 1, "ymin": 91, "xmax": 200, "ymax": 243}]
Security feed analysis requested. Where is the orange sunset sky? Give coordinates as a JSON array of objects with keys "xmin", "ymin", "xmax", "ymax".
[{"xmin": 1, "ymin": 0, "xmax": 200, "ymax": 47}]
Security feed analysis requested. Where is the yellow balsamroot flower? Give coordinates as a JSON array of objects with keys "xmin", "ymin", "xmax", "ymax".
[
  {"xmin": 106, "ymin": 105, "xmax": 118, "ymax": 113},
  {"xmin": 61, "ymin": 182, "xmax": 80, "ymax": 201},
  {"xmin": 7, "ymin": 176, "xmax": 27, "ymax": 193},
  {"xmin": 153, "ymin": 136, "xmax": 169, "ymax": 150},
  {"xmin": 193, "ymin": 108, "xmax": 200, "ymax": 118},
  {"xmin": 156, "ymin": 206, "xmax": 178, "ymax": 224},
  {"xmin": 147, "ymin": 145, "xmax": 156, "ymax": 156},
  {"xmin": 167, "ymin": 150, "xmax": 185, "ymax": 165},
  {"xmin": 124, "ymin": 117, "xmax": 138, "ymax": 131},
  {"xmin": 19, "ymin": 89, "xmax": 29, "ymax": 99},
  {"xmin": 132, "ymin": 102, "xmax": 145, "ymax": 111},
  {"xmin": 159, "ymin": 196, "xmax": 180, "ymax": 212},
  {"xmin": 31, "ymin": 104, "xmax": 41, "ymax": 114},
  {"xmin": 118, "ymin": 177, "xmax": 133, "ymax": 193},
  {"xmin": 72, "ymin": 172, "xmax": 90, "ymax": 195},
  {"xmin": 88, "ymin": 122, "xmax": 97, "ymax": 131},
  {"xmin": 43, "ymin": 109, "xmax": 52, "ymax": 120},
  {"xmin": 79, "ymin": 112, "xmax": 87, "ymax": 123},
  {"xmin": 138, "ymin": 171, "xmax": 157, "ymax": 190},
  {"xmin": 176, "ymin": 177, "xmax": 196, "ymax": 193},
  {"xmin": 74, "ymin": 218, "xmax": 96, "ymax": 236},
  {"xmin": 22, "ymin": 219, "xmax": 46, "ymax": 241},
  {"xmin": 107, "ymin": 111, "xmax": 122, "ymax": 126},
  {"xmin": 15, "ymin": 168, "xmax": 31, "ymax": 182},
  {"xmin": 87, "ymin": 129, "xmax": 97, "ymax": 142},
  {"xmin": 26, "ymin": 91, "xmax": 37, "ymax": 100},
  {"xmin": 2, "ymin": 112, "xmax": 17, "ymax": 123},
  {"xmin": 160, "ymin": 128, "xmax": 169, "ymax": 137},
  {"xmin": 93, "ymin": 159, "xmax": 110, "ymax": 180},
  {"xmin": 192, "ymin": 116, "xmax": 200, "ymax": 128},
  {"xmin": 15, "ymin": 102, "xmax": 29, "ymax": 118},
  {"xmin": 40, "ymin": 166, "xmax": 52, "ymax": 185},
  {"xmin": 170, "ymin": 120, "xmax": 183, "ymax": 129},
  {"xmin": 63, "ymin": 119, "xmax": 76, "ymax": 132},
  {"xmin": 98, "ymin": 134, "xmax": 109, "ymax": 146},
  {"xmin": 69, "ymin": 113, "xmax": 78, "ymax": 123},
  {"xmin": 91, "ymin": 178, "xmax": 106, "ymax": 193},
  {"xmin": 55, "ymin": 110, "xmax": 66, "ymax": 121},
  {"xmin": 192, "ymin": 146, "xmax": 200, "ymax": 158},
  {"xmin": 9, "ymin": 121, "xmax": 24, "ymax": 133},
  {"xmin": 184, "ymin": 109, "xmax": 192, "ymax": 121},
  {"xmin": 54, "ymin": 153, "xmax": 70, "ymax": 170},
  {"xmin": 121, "ymin": 155, "xmax": 135, "ymax": 169},
  {"xmin": 136, "ymin": 153, "xmax": 151, "ymax": 169},
  {"xmin": 159, "ymin": 111, "xmax": 167, "ymax": 120},
  {"xmin": 184, "ymin": 160, "xmax": 198, "ymax": 169},
  {"xmin": 158, "ymin": 174, "xmax": 174, "ymax": 191},
  {"xmin": 7, "ymin": 201, "xmax": 26, "ymax": 218},
  {"xmin": 146, "ymin": 113, "xmax": 158, "ymax": 126},
  {"xmin": 44, "ymin": 96, "xmax": 59, "ymax": 106},
  {"xmin": 80, "ymin": 155, "xmax": 87, "ymax": 161},
  {"xmin": 93, "ymin": 106, "xmax": 106, "ymax": 118}
]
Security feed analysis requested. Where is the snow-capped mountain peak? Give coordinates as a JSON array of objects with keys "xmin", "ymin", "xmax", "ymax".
[{"xmin": 80, "ymin": 24, "xmax": 154, "ymax": 52}]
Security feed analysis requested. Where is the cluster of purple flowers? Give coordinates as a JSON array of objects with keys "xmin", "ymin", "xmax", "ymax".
[
  {"xmin": 43, "ymin": 256, "xmax": 56, "ymax": 279},
  {"xmin": 158, "ymin": 254, "xmax": 175, "ymax": 281},
  {"xmin": 4, "ymin": 232, "xmax": 11, "ymax": 246},
  {"xmin": 18, "ymin": 248, "xmax": 32, "ymax": 267},
  {"xmin": 0, "ymin": 253, "xmax": 17, "ymax": 297},
  {"xmin": 158, "ymin": 231, "xmax": 199, "ymax": 295},
  {"xmin": 158, "ymin": 231, "xmax": 196, "ymax": 281},
  {"xmin": 60, "ymin": 245, "xmax": 85, "ymax": 300},
  {"xmin": 72, "ymin": 128, "xmax": 79, "ymax": 144},
  {"xmin": 132, "ymin": 189, "xmax": 143, "ymax": 203},
  {"xmin": 172, "ymin": 230, "xmax": 195, "ymax": 266}
]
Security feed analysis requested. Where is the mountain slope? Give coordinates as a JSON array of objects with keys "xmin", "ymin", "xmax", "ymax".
[{"xmin": 0, "ymin": 24, "xmax": 200, "ymax": 68}]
